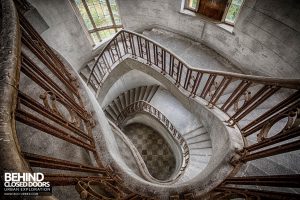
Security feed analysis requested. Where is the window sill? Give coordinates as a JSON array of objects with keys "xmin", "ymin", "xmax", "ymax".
[
  {"xmin": 216, "ymin": 23, "xmax": 234, "ymax": 34},
  {"xmin": 179, "ymin": 8, "xmax": 197, "ymax": 16},
  {"xmin": 179, "ymin": 8, "xmax": 235, "ymax": 35},
  {"xmin": 92, "ymin": 35, "xmax": 114, "ymax": 51}
]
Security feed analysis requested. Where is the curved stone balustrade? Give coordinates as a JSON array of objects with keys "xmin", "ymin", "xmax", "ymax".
[
  {"xmin": 86, "ymin": 29, "xmax": 300, "ymax": 165},
  {"xmin": 84, "ymin": 29, "xmax": 300, "ymax": 198},
  {"xmin": 0, "ymin": 1, "xmax": 137, "ymax": 199},
  {"xmin": 2, "ymin": 0, "xmax": 300, "ymax": 198}
]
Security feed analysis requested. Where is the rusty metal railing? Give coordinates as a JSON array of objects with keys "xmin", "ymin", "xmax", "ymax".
[
  {"xmin": 0, "ymin": 0, "xmax": 139, "ymax": 198},
  {"xmin": 87, "ymin": 29, "xmax": 300, "ymax": 199},
  {"xmin": 3, "ymin": 0, "xmax": 299, "ymax": 198}
]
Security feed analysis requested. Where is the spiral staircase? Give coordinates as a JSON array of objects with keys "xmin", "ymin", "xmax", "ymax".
[{"xmin": 1, "ymin": 0, "xmax": 300, "ymax": 199}]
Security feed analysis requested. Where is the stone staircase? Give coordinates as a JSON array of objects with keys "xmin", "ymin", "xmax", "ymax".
[
  {"xmin": 77, "ymin": 28, "xmax": 300, "ymax": 196},
  {"xmin": 103, "ymin": 85, "xmax": 214, "ymax": 183},
  {"xmin": 80, "ymin": 58, "xmax": 98, "ymax": 92},
  {"xmin": 139, "ymin": 29, "xmax": 300, "ymax": 194},
  {"xmin": 142, "ymin": 28, "xmax": 243, "ymax": 73},
  {"xmin": 104, "ymin": 85, "xmax": 159, "ymax": 121}
]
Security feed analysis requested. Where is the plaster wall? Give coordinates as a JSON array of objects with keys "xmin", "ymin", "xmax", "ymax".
[
  {"xmin": 27, "ymin": 0, "xmax": 94, "ymax": 71},
  {"xmin": 117, "ymin": 0, "xmax": 300, "ymax": 78}
]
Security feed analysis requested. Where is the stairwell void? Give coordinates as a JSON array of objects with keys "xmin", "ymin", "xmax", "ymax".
[{"xmin": 1, "ymin": 0, "xmax": 300, "ymax": 199}]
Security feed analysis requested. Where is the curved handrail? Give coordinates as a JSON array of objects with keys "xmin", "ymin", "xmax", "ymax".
[
  {"xmin": 86, "ymin": 28, "xmax": 300, "ymax": 198},
  {"xmin": 0, "ymin": 0, "xmax": 33, "ymax": 178},
  {"xmin": 86, "ymin": 28, "xmax": 300, "ymax": 137},
  {"xmin": 2, "ymin": 1, "xmax": 135, "ymax": 199},
  {"xmin": 115, "ymin": 100, "xmax": 190, "ymax": 181},
  {"xmin": 87, "ymin": 29, "xmax": 300, "ymax": 90}
]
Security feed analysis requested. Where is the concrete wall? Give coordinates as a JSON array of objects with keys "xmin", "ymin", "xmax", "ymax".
[
  {"xmin": 117, "ymin": 0, "xmax": 300, "ymax": 78},
  {"xmin": 27, "ymin": 0, "xmax": 93, "ymax": 71}
]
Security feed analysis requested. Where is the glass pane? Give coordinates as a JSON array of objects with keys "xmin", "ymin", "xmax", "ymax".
[
  {"xmin": 225, "ymin": 2, "xmax": 242, "ymax": 24},
  {"xmin": 98, "ymin": 28, "xmax": 116, "ymax": 40},
  {"xmin": 232, "ymin": 0, "xmax": 243, "ymax": 6},
  {"xmin": 91, "ymin": 32, "xmax": 100, "ymax": 44},
  {"xmin": 188, "ymin": 0, "xmax": 199, "ymax": 10},
  {"xmin": 75, "ymin": 0, "xmax": 93, "ymax": 30},
  {"xmin": 75, "ymin": 0, "xmax": 123, "ymax": 45},
  {"xmin": 109, "ymin": 0, "xmax": 122, "ymax": 25},
  {"xmin": 87, "ymin": 0, "xmax": 113, "ymax": 28}
]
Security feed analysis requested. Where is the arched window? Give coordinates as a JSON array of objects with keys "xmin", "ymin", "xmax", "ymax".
[
  {"xmin": 186, "ymin": 0, "xmax": 244, "ymax": 25},
  {"xmin": 72, "ymin": 0, "xmax": 122, "ymax": 45}
]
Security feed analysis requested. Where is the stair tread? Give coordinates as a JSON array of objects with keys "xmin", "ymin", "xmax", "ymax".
[{"xmin": 182, "ymin": 126, "xmax": 206, "ymax": 139}]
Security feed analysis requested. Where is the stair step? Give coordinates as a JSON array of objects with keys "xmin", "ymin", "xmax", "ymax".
[
  {"xmin": 183, "ymin": 126, "xmax": 206, "ymax": 139},
  {"xmin": 189, "ymin": 155, "xmax": 211, "ymax": 164},
  {"xmin": 108, "ymin": 104, "xmax": 119, "ymax": 118},
  {"xmin": 248, "ymin": 157, "xmax": 296, "ymax": 176},
  {"xmin": 266, "ymin": 151, "xmax": 300, "ymax": 173},
  {"xmin": 105, "ymin": 107, "xmax": 118, "ymax": 121},
  {"xmin": 244, "ymin": 162, "xmax": 269, "ymax": 176},
  {"xmin": 129, "ymin": 89, "xmax": 134, "ymax": 105},
  {"xmin": 113, "ymin": 99, "xmax": 122, "ymax": 114},
  {"xmin": 80, "ymin": 67, "xmax": 90, "ymax": 80},
  {"xmin": 134, "ymin": 87, "xmax": 140, "ymax": 102},
  {"xmin": 147, "ymin": 85, "xmax": 159, "ymax": 102},
  {"xmin": 119, "ymin": 95, "xmax": 126, "ymax": 110},
  {"xmin": 188, "ymin": 141, "xmax": 212, "ymax": 149},
  {"xmin": 124, "ymin": 91, "xmax": 130, "ymax": 107},
  {"xmin": 216, "ymin": 84, "xmax": 262, "ymax": 107},
  {"xmin": 207, "ymin": 79, "xmax": 241, "ymax": 98},
  {"xmin": 189, "ymin": 147, "xmax": 212, "ymax": 156},
  {"xmin": 186, "ymin": 132, "xmax": 210, "ymax": 144},
  {"xmin": 139, "ymin": 86, "xmax": 147, "ymax": 101},
  {"xmin": 87, "ymin": 61, "xmax": 95, "ymax": 71},
  {"xmin": 143, "ymin": 85, "xmax": 152, "ymax": 101}
]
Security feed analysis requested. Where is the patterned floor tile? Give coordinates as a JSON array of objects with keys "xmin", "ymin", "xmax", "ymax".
[{"xmin": 123, "ymin": 123, "xmax": 176, "ymax": 180}]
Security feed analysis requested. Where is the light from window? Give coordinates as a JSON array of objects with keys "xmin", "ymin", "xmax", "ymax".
[
  {"xmin": 74, "ymin": 0, "xmax": 122, "ymax": 44},
  {"xmin": 188, "ymin": 0, "xmax": 199, "ymax": 10},
  {"xmin": 225, "ymin": 0, "xmax": 243, "ymax": 24},
  {"xmin": 185, "ymin": 0, "xmax": 244, "ymax": 25}
]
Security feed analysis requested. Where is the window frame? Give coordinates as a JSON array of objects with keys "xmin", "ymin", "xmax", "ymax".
[
  {"xmin": 223, "ymin": 0, "xmax": 244, "ymax": 25},
  {"xmin": 184, "ymin": 0, "xmax": 244, "ymax": 26},
  {"xmin": 69, "ymin": 0, "xmax": 123, "ymax": 46},
  {"xmin": 185, "ymin": 0, "xmax": 200, "ymax": 12}
]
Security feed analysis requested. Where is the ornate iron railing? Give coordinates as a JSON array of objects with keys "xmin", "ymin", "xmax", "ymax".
[
  {"xmin": 2, "ymin": 0, "xmax": 299, "ymax": 198},
  {"xmin": 0, "ymin": 0, "xmax": 140, "ymax": 199},
  {"xmin": 86, "ymin": 30, "xmax": 300, "ymax": 199}
]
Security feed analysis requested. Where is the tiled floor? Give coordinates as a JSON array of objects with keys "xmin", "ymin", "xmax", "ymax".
[
  {"xmin": 114, "ymin": 132, "xmax": 142, "ymax": 177},
  {"xmin": 123, "ymin": 123, "xmax": 176, "ymax": 180}
]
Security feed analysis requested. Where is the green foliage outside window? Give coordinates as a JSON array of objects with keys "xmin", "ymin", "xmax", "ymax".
[
  {"xmin": 74, "ymin": 0, "xmax": 122, "ymax": 44},
  {"xmin": 225, "ymin": 0, "xmax": 243, "ymax": 24},
  {"xmin": 189, "ymin": 0, "xmax": 199, "ymax": 10}
]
